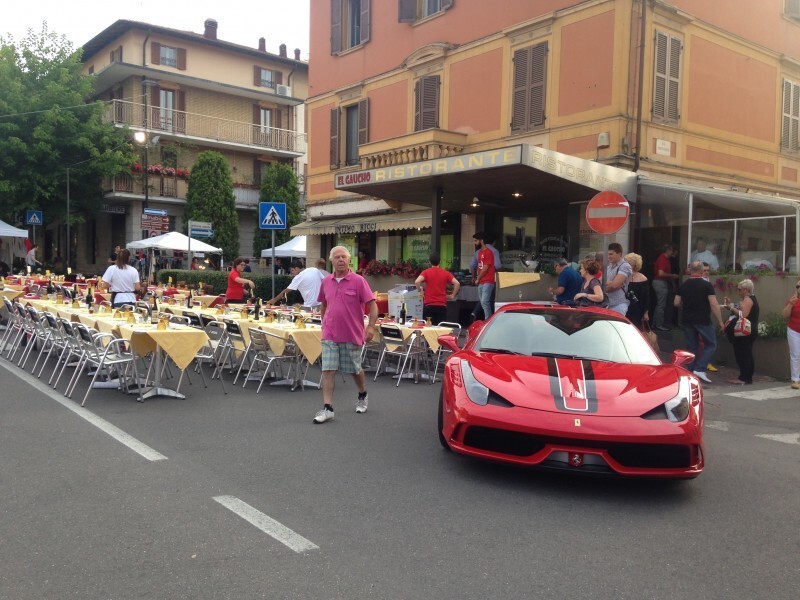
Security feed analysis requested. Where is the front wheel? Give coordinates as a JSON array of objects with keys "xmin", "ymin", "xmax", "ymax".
[{"xmin": 438, "ymin": 390, "xmax": 450, "ymax": 451}]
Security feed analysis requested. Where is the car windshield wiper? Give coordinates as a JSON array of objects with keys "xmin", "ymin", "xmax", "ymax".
[
  {"xmin": 478, "ymin": 347, "xmax": 526, "ymax": 356},
  {"xmin": 533, "ymin": 352, "xmax": 614, "ymax": 362}
]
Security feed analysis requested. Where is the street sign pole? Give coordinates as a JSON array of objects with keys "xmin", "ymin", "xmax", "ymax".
[{"xmin": 271, "ymin": 230, "xmax": 276, "ymax": 299}]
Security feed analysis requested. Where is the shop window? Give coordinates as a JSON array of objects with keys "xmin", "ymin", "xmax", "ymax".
[
  {"xmin": 414, "ymin": 75, "xmax": 440, "ymax": 131},
  {"xmin": 511, "ymin": 42, "xmax": 547, "ymax": 133},
  {"xmin": 398, "ymin": 0, "xmax": 454, "ymax": 22},
  {"xmin": 782, "ymin": 79, "xmax": 800, "ymax": 153},
  {"xmin": 330, "ymin": 99, "xmax": 369, "ymax": 169},
  {"xmin": 653, "ymin": 31, "xmax": 682, "ymax": 124},
  {"xmin": 331, "ymin": 0, "xmax": 371, "ymax": 54},
  {"xmin": 150, "ymin": 43, "xmax": 187, "ymax": 70}
]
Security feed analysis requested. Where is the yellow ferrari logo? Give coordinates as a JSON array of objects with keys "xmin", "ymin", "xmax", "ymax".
[{"xmin": 574, "ymin": 419, "xmax": 581, "ymax": 427}]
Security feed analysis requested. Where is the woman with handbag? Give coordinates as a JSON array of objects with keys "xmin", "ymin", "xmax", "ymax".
[
  {"xmin": 780, "ymin": 279, "xmax": 800, "ymax": 389},
  {"xmin": 623, "ymin": 253, "xmax": 650, "ymax": 330},
  {"xmin": 722, "ymin": 279, "xmax": 759, "ymax": 385},
  {"xmin": 573, "ymin": 258, "xmax": 606, "ymax": 307}
]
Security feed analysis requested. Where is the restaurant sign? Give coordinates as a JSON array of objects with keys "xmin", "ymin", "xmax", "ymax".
[
  {"xmin": 335, "ymin": 221, "xmax": 377, "ymax": 234},
  {"xmin": 335, "ymin": 146, "xmax": 523, "ymax": 189}
]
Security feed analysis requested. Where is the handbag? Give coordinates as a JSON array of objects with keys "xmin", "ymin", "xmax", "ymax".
[
  {"xmin": 733, "ymin": 311, "xmax": 752, "ymax": 337},
  {"xmin": 642, "ymin": 321, "xmax": 659, "ymax": 350}
]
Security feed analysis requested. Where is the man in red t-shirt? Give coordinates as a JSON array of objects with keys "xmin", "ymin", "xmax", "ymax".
[
  {"xmin": 472, "ymin": 231, "xmax": 496, "ymax": 320},
  {"xmin": 415, "ymin": 252, "xmax": 461, "ymax": 325},
  {"xmin": 652, "ymin": 243, "xmax": 679, "ymax": 331}
]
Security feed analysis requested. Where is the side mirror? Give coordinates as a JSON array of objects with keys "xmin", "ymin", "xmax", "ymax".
[
  {"xmin": 672, "ymin": 349, "xmax": 695, "ymax": 369},
  {"xmin": 438, "ymin": 334, "xmax": 460, "ymax": 353},
  {"xmin": 467, "ymin": 320, "xmax": 485, "ymax": 340}
]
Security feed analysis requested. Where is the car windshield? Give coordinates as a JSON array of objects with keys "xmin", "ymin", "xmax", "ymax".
[{"xmin": 475, "ymin": 308, "xmax": 661, "ymax": 365}]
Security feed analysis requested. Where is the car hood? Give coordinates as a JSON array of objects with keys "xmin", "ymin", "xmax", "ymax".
[{"xmin": 467, "ymin": 352, "xmax": 683, "ymax": 417}]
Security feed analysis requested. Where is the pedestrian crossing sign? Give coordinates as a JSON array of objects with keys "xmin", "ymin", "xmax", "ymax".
[
  {"xmin": 259, "ymin": 202, "xmax": 287, "ymax": 230},
  {"xmin": 26, "ymin": 210, "xmax": 43, "ymax": 225}
]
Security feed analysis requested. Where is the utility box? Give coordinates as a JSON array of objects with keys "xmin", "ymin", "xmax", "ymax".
[{"xmin": 387, "ymin": 284, "xmax": 423, "ymax": 322}]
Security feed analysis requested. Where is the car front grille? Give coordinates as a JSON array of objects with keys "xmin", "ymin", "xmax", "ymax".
[{"xmin": 462, "ymin": 426, "xmax": 692, "ymax": 468}]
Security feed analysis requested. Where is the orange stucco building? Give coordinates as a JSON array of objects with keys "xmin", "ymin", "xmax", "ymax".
[{"xmin": 301, "ymin": 0, "xmax": 800, "ymax": 281}]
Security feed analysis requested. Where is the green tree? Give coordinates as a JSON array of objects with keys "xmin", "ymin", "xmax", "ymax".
[
  {"xmin": 183, "ymin": 150, "xmax": 239, "ymax": 260},
  {"xmin": 252, "ymin": 162, "xmax": 301, "ymax": 256},
  {"xmin": 0, "ymin": 25, "xmax": 135, "ymax": 227}
]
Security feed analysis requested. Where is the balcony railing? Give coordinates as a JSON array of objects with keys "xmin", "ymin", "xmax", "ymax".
[{"xmin": 106, "ymin": 99, "xmax": 307, "ymax": 155}]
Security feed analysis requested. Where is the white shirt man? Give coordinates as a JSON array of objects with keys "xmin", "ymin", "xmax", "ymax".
[
  {"xmin": 268, "ymin": 260, "xmax": 325, "ymax": 307},
  {"xmin": 690, "ymin": 239, "xmax": 719, "ymax": 271}
]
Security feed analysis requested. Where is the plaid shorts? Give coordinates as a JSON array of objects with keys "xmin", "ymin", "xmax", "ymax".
[{"xmin": 321, "ymin": 340, "xmax": 363, "ymax": 374}]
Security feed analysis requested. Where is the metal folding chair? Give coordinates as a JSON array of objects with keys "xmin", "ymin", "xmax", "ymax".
[{"xmin": 373, "ymin": 323, "xmax": 430, "ymax": 386}]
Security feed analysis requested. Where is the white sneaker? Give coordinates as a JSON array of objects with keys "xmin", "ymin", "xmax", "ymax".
[
  {"xmin": 693, "ymin": 371, "xmax": 712, "ymax": 384},
  {"xmin": 356, "ymin": 393, "xmax": 368, "ymax": 414},
  {"xmin": 313, "ymin": 407, "xmax": 335, "ymax": 423}
]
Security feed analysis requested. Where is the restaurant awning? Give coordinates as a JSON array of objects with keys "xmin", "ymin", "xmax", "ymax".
[
  {"xmin": 291, "ymin": 210, "xmax": 437, "ymax": 236},
  {"xmin": 329, "ymin": 144, "xmax": 638, "ymax": 214}
]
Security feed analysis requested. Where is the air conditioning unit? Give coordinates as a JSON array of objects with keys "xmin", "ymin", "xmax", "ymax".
[{"xmin": 276, "ymin": 84, "xmax": 292, "ymax": 97}]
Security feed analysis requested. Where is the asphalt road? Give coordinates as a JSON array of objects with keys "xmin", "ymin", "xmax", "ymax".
[{"xmin": 0, "ymin": 357, "xmax": 798, "ymax": 600}]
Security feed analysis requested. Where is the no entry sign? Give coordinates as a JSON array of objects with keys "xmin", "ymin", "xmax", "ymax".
[{"xmin": 586, "ymin": 191, "xmax": 629, "ymax": 235}]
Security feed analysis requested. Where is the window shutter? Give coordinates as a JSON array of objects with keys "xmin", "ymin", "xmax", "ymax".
[
  {"xmin": 276, "ymin": 71, "xmax": 283, "ymax": 85},
  {"xmin": 666, "ymin": 37, "xmax": 681, "ymax": 121},
  {"xmin": 442, "ymin": 0, "xmax": 454, "ymax": 10},
  {"xmin": 177, "ymin": 48, "xmax": 187, "ymax": 70},
  {"xmin": 254, "ymin": 160, "xmax": 263, "ymax": 186},
  {"xmin": 110, "ymin": 50, "xmax": 115, "ymax": 63},
  {"xmin": 274, "ymin": 109, "xmax": 282, "ymax": 129},
  {"xmin": 254, "ymin": 66, "xmax": 262, "ymax": 86},
  {"xmin": 511, "ymin": 47, "xmax": 529, "ymax": 132},
  {"xmin": 398, "ymin": 0, "xmax": 415, "ymax": 22},
  {"xmin": 358, "ymin": 98, "xmax": 370, "ymax": 145},
  {"xmin": 511, "ymin": 42, "xmax": 547, "ymax": 132},
  {"xmin": 330, "ymin": 107, "xmax": 341, "ymax": 169},
  {"xmin": 331, "ymin": 0, "xmax": 342, "ymax": 54},
  {"xmin": 360, "ymin": 0, "xmax": 371, "ymax": 44},
  {"xmin": 151, "ymin": 42, "xmax": 161, "ymax": 65},
  {"xmin": 653, "ymin": 31, "xmax": 680, "ymax": 124},
  {"xmin": 529, "ymin": 42, "xmax": 547, "ymax": 129},
  {"xmin": 415, "ymin": 75, "xmax": 440, "ymax": 131},
  {"xmin": 176, "ymin": 91, "xmax": 186, "ymax": 133},
  {"xmin": 118, "ymin": 45, "xmax": 123, "ymax": 62},
  {"xmin": 783, "ymin": 80, "xmax": 800, "ymax": 152}
]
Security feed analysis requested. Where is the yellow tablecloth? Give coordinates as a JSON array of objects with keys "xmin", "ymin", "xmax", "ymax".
[
  {"xmin": 117, "ymin": 324, "xmax": 209, "ymax": 370},
  {"xmin": 1, "ymin": 288, "xmax": 25, "ymax": 302},
  {"xmin": 374, "ymin": 323, "xmax": 453, "ymax": 353},
  {"xmin": 256, "ymin": 322, "xmax": 323, "ymax": 364},
  {"xmin": 497, "ymin": 272, "xmax": 541, "ymax": 288}
]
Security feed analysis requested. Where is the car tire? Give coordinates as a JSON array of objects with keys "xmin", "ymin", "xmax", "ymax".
[{"xmin": 438, "ymin": 390, "xmax": 450, "ymax": 451}]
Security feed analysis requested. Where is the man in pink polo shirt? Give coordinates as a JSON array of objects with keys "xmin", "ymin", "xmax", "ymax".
[{"xmin": 314, "ymin": 245, "xmax": 378, "ymax": 423}]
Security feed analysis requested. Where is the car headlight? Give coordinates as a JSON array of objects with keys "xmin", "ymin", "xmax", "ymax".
[
  {"xmin": 460, "ymin": 360, "xmax": 489, "ymax": 406},
  {"xmin": 664, "ymin": 377, "xmax": 691, "ymax": 422}
]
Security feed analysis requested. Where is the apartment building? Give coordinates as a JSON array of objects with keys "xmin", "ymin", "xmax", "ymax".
[
  {"xmin": 77, "ymin": 18, "xmax": 308, "ymax": 271},
  {"xmin": 301, "ymin": 0, "xmax": 800, "ymax": 275}
]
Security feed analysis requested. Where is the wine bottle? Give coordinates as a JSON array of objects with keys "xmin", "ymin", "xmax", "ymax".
[
  {"xmin": 187, "ymin": 288, "xmax": 193, "ymax": 308},
  {"xmin": 254, "ymin": 298, "xmax": 261, "ymax": 321},
  {"xmin": 86, "ymin": 286, "xmax": 93, "ymax": 312},
  {"xmin": 152, "ymin": 293, "xmax": 158, "ymax": 314},
  {"xmin": 399, "ymin": 302, "xmax": 407, "ymax": 324}
]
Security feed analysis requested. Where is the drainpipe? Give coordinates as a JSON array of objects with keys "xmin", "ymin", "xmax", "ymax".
[
  {"xmin": 633, "ymin": 0, "xmax": 647, "ymax": 173},
  {"xmin": 142, "ymin": 29, "xmax": 151, "ymax": 67}
]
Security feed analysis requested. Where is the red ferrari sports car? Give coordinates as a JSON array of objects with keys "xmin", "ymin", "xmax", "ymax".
[{"xmin": 437, "ymin": 304, "xmax": 704, "ymax": 478}]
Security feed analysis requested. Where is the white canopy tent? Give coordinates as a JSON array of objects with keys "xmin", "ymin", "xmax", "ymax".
[
  {"xmin": 127, "ymin": 231, "xmax": 222, "ymax": 283},
  {"xmin": 0, "ymin": 219, "xmax": 28, "ymax": 267},
  {"xmin": 127, "ymin": 231, "xmax": 222, "ymax": 253},
  {"xmin": 260, "ymin": 235, "xmax": 306, "ymax": 258}
]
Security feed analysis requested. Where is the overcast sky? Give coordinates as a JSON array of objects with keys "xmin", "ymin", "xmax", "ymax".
[{"xmin": 2, "ymin": 0, "xmax": 311, "ymax": 60}]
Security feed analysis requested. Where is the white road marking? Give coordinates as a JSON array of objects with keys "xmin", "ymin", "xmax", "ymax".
[
  {"xmin": 705, "ymin": 420, "xmax": 729, "ymax": 431},
  {"xmin": 755, "ymin": 433, "xmax": 800, "ymax": 445},
  {"xmin": 213, "ymin": 495, "xmax": 319, "ymax": 553},
  {"xmin": 725, "ymin": 387, "xmax": 800, "ymax": 401},
  {"xmin": 0, "ymin": 359, "xmax": 167, "ymax": 462}
]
